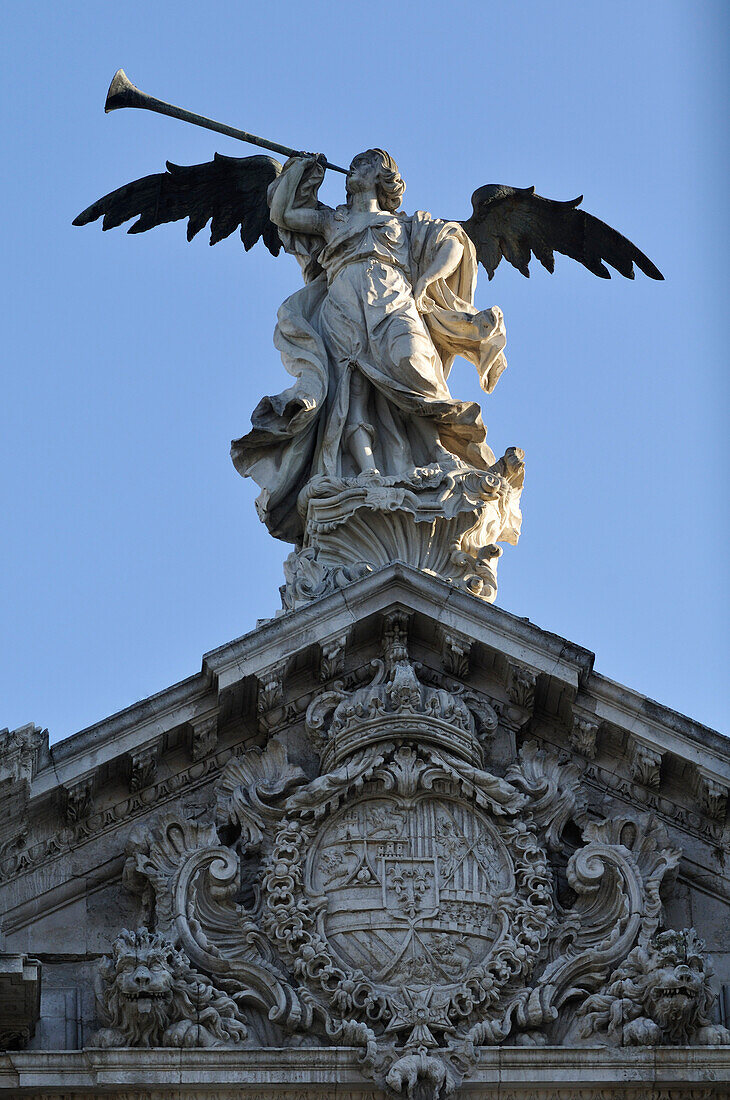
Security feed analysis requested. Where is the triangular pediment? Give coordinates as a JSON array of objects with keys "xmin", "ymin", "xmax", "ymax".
[{"xmin": 1, "ymin": 564, "xmax": 728, "ymax": 1089}]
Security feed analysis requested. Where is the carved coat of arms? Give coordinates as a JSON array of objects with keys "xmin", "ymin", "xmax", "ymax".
[{"xmin": 102, "ymin": 611, "xmax": 728, "ymax": 1096}]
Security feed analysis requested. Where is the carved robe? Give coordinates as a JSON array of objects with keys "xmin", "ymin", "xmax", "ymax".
[{"xmin": 231, "ymin": 178, "xmax": 507, "ymax": 544}]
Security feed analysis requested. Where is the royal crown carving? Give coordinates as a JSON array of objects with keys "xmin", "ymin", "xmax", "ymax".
[{"xmin": 103, "ymin": 616, "xmax": 728, "ymax": 1097}]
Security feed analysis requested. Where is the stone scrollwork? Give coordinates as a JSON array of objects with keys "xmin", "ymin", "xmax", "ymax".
[
  {"xmin": 280, "ymin": 546, "xmax": 373, "ymax": 612},
  {"xmin": 506, "ymin": 740, "xmax": 586, "ymax": 852},
  {"xmin": 214, "ymin": 740, "xmax": 307, "ymax": 851},
  {"xmin": 279, "ymin": 458, "xmax": 524, "ymax": 612},
  {"xmin": 100, "ymin": 622, "xmax": 728, "ymax": 1094}
]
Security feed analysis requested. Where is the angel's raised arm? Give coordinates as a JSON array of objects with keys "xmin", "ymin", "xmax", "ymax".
[{"xmin": 267, "ymin": 156, "xmax": 335, "ymax": 239}]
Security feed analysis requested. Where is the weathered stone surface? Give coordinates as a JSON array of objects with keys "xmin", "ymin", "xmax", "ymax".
[
  {"xmin": 281, "ymin": 456, "xmax": 524, "ymax": 610},
  {"xmin": 0, "ymin": 955, "xmax": 40, "ymax": 1050},
  {"xmin": 1, "ymin": 566, "xmax": 728, "ymax": 1096},
  {"xmin": 0, "ymin": 725, "xmax": 46, "ymax": 856},
  {"xmin": 2, "ymin": 1045, "xmax": 729, "ymax": 1096}
]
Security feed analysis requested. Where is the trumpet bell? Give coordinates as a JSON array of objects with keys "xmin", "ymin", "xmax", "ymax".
[{"xmin": 105, "ymin": 69, "xmax": 142, "ymax": 113}]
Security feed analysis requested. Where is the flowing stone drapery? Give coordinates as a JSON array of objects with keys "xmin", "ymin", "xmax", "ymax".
[{"xmin": 231, "ymin": 159, "xmax": 508, "ymax": 546}]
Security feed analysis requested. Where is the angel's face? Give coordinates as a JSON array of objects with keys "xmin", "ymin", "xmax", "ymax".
[{"xmin": 346, "ymin": 151, "xmax": 382, "ymax": 195}]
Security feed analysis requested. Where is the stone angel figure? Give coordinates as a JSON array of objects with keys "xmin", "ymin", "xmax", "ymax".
[{"xmin": 75, "ymin": 147, "xmax": 662, "ymax": 571}]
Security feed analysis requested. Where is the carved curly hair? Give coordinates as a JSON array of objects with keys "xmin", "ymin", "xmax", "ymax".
[{"xmin": 348, "ymin": 149, "xmax": 406, "ymax": 213}]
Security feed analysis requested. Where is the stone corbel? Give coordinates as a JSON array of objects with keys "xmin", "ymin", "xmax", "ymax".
[
  {"xmin": 256, "ymin": 659, "xmax": 289, "ymax": 731},
  {"xmin": 438, "ymin": 625, "xmax": 473, "ymax": 679},
  {"xmin": 62, "ymin": 774, "xmax": 95, "ymax": 824},
  {"xmin": 628, "ymin": 735, "xmax": 663, "ymax": 789},
  {"xmin": 319, "ymin": 629, "xmax": 350, "ymax": 682},
  {"xmin": 507, "ymin": 661, "xmax": 538, "ymax": 713},
  {"xmin": 128, "ymin": 740, "xmax": 161, "ymax": 791},
  {"xmin": 0, "ymin": 725, "xmax": 46, "ymax": 849},
  {"xmin": 382, "ymin": 608, "xmax": 412, "ymax": 666},
  {"xmin": 189, "ymin": 714, "xmax": 218, "ymax": 761},
  {"xmin": 694, "ymin": 767, "xmax": 729, "ymax": 823},
  {"xmin": 0, "ymin": 953, "xmax": 41, "ymax": 1049},
  {"xmin": 570, "ymin": 711, "xmax": 601, "ymax": 760},
  {"xmin": 497, "ymin": 660, "xmax": 538, "ymax": 739}
]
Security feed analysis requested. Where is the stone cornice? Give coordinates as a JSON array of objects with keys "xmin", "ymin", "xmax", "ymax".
[
  {"xmin": 35, "ymin": 672, "xmax": 215, "ymax": 798},
  {"xmin": 11, "ymin": 564, "xmax": 728, "ymax": 818},
  {"xmin": 589, "ymin": 672, "xmax": 730, "ymax": 782},
  {"xmin": 1, "ymin": 1046, "xmax": 728, "ymax": 1094},
  {"xmin": 202, "ymin": 561, "xmax": 596, "ymax": 692}
]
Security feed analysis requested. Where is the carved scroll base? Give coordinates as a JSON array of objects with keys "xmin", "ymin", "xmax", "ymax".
[{"xmin": 281, "ymin": 453, "xmax": 524, "ymax": 611}]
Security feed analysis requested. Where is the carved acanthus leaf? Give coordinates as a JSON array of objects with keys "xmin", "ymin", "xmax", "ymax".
[
  {"xmin": 570, "ymin": 713, "xmax": 600, "ymax": 759},
  {"xmin": 629, "ymin": 736, "xmax": 663, "ymax": 788},
  {"xmin": 438, "ymin": 626, "xmax": 473, "ymax": 679},
  {"xmin": 694, "ymin": 769, "xmax": 728, "ymax": 822},
  {"xmin": 256, "ymin": 660, "xmax": 289, "ymax": 727},
  {"xmin": 539, "ymin": 814, "xmax": 680, "ymax": 1017},
  {"xmin": 320, "ymin": 630, "xmax": 350, "ymax": 681},
  {"xmin": 506, "ymin": 661, "xmax": 538, "ymax": 712},
  {"xmin": 62, "ymin": 776, "xmax": 95, "ymax": 824},
  {"xmin": 190, "ymin": 715, "xmax": 218, "ymax": 761},
  {"xmin": 215, "ymin": 741, "xmax": 307, "ymax": 851},
  {"xmin": 505, "ymin": 740, "xmax": 585, "ymax": 849},
  {"xmin": 579, "ymin": 816, "xmax": 680, "ymax": 944},
  {"xmin": 129, "ymin": 742, "xmax": 160, "ymax": 791}
]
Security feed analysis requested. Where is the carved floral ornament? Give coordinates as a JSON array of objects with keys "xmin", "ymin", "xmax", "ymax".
[{"xmin": 99, "ymin": 622, "xmax": 729, "ymax": 1097}]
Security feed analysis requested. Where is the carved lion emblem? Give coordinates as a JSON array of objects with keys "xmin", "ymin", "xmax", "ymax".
[
  {"xmin": 578, "ymin": 928, "xmax": 730, "ymax": 1047},
  {"xmin": 90, "ymin": 928, "xmax": 249, "ymax": 1048},
  {"xmin": 262, "ymin": 743, "xmax": 554, "ymax": 1056},
  {"xmin": 308, "ymin": 793, "xmax": 512, "ymax": 992}
]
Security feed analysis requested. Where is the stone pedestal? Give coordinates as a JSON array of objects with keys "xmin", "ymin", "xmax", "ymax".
[{"xmin": 281, "ymin": 449, "xmax": 524, "ymax": 611}]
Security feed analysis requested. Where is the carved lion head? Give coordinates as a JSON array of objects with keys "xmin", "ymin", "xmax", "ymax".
[
  {"xmin": 94, "ymin": 928, "xmax": 248, "ymax": 1048},
  {"xmin": 636, "ymin": 929, "xmax": 713, "ymax": 1040},
  {"xmin": 579, "ymin": 928, "xmax": 717, "ymax": 1046}
]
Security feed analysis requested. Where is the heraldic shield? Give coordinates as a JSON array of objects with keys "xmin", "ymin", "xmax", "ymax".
[
  {"xmin": 120, "ymin": 610, "xmax": 687, "ymax": 1096},
  {"xmin": 309, "ymin": 795, "xmax": 513, "ymax": 989}
]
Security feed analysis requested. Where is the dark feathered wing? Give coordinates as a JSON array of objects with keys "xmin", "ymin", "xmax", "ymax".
[
  {"xmin": 73, "ymin": 154, "xmax": 282, "ymax": 254},
  {"xmin": 461, "ymin": 184, "xmax": 663, "ymax": 281}
]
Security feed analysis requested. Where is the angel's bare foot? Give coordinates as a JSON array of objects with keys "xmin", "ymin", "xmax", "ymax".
[{"xmin": 356, "ymin": 467, "xmax": 383, "ymax": 483}]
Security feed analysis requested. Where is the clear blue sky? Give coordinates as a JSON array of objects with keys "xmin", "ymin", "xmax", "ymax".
[{"xmin": 2, "ymin": 2, "xmax": 728, "ymax": 743}]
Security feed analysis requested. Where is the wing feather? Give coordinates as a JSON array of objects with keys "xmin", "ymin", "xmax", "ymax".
[
  {"xmin": 461, "ymin": 184, "xmax": 663, "ymax": 281},
  {"xmin": 73, "ymin": 153, "xmax": 282, "ymax": 256}
]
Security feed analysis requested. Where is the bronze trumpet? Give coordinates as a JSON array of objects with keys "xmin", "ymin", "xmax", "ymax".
[{"xmin": 102, "ymin": 69, "xmax": 347, "ymax": 174}]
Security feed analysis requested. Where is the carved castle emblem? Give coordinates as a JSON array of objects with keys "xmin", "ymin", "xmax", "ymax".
[
  {"xmin": 107, "ymin": 613, "xmax": 729, "ymax": 1096},
  {"xmin": 311, "ymin": 794, "xmax": 508, "ymax": 988},
  {"xmin": 261, "ymin": 749, "xmax": 553, "ymax": 1056}
]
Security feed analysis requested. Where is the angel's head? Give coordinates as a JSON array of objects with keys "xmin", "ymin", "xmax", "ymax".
[{"xmin": 346, "ymin": 149, "xmax": 405, "ymax": 212}]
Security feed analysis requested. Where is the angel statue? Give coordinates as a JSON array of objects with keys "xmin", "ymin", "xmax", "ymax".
[{"xmin": 75, "ymin": 73, "xmax": 662, "ymax": 607}]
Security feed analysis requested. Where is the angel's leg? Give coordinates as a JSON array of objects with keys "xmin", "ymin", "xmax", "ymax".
[
  {"xmin": 409, "ymin": 415, "xmax": 458, "ymax": 469},
  {"xmin": 347, "ymin": 368, "xmax": 379, "ymax": 475}
]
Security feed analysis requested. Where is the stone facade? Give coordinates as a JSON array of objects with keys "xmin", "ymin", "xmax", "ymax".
[{"xmin": 1, "ymin": 564, "xmax": 729, "ymax": 1097}]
